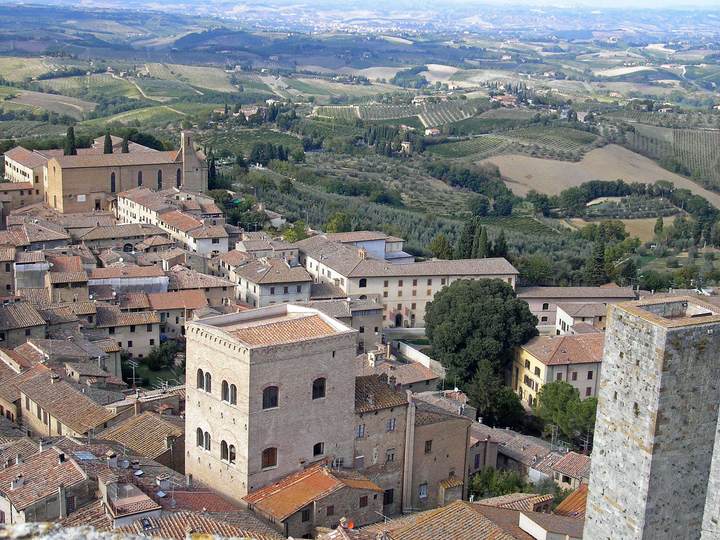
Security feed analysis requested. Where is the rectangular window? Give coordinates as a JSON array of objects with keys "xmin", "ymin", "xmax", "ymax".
[
  {"xmin": 427, "ymin": 279, "xmax": 432, "ymax": 286},
  {"xmin": 25, "ymin": 328, "xmax": 31, "ymax": 337},
  {"xmin": 130, "ymin": 325, "xmax": 136, "ymax": 333},
  {"xmin": 398, "ymin": 280, "xmax": 403, "ymax": 287},
  {"xmin": 296, "ymin": 285, "xmax": 301, "ymax": 293},
  {"xmin": 441, "ymin": 278, "xmax": 446, "ymax": 285},
  {"xmin": 283, "ymin": 286, "xmax": 288, "ymax": 294},
  {"xmin": 127, "ymin": 341, "xmax": 133, "ymax": 348},
  {"xmin": 412, "ymin": 279, "xmax": 417, "ymax": 286},
  {"xmin": 572, "ymin": 372, "xmax": 578, "ymax": 381},
  {"xmin": 424, "ymin": 440, "xmax": 432, "ymax": 454},
  {"xmin": 356, "ymin": 424, "xmax": 365, "ymax": 439},
  {"xmin": 386, "ymin": 448, "xmax": 395, "ymax": 462},
  {"xmin": 587, "ymin": 371, "xmax": 593, "ymax": 380},
  {"xmin": 150, "ymin": 339, "xmax": 155, "ymax": 346},
  {"xmin": 556, "ymin": 373, "xmax": 562, "ymax": 381},
  {"xmin": 383, "ymin": 489, "xmax": 394, "ymax": 506},
  {"xmin": 147, "ymin": 324, "xmax": 152, "ymax": 332},
  {"xmin": 359, "ymin": 326, "xmax": 365, "ymax": 334},
  {"xmin": 386, "ymin": 417, "xmax": 396, "ymax": 432},
  {"xmin": 109, "ymin": 327, "xmax": 115, "ymax": 335},
  {"xmin": 586, "ymin": 387, "xmax": 592, "ymax": 397},
  {"xmin": 301, "ymin": 509, "xmax": 310, "ymax": 522},
  {"xmin": 326, "ymin": 505, "xmax": 335, "ymax": 516},
  {"xmin": 270, "ymin": 287, "xmax": 275, "ymax": 295},
  {"xmin": 419, "ymin": 483, "xmax": 428, "ymax": 499},
  {"xmin": 384, "ymin": 280, "xmax": 389, "ymax": 287},
  {"xmin": 359, "ymin": 495, "xmax": 368, "ymax": 508}
]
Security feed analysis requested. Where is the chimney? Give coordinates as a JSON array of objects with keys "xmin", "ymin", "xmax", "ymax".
[
  {"xmin": 156, "ymin": 474, "xmax": 170, "ymax": 492},
  {"xmin": 50, "ymin": 373, "xmax": 60, "ymax": 384},
  {"xmin": 58, "ymin": 453, "xmax": 66, "ymax": 464},
  {"xmin": 10, "ymin": 474, "xmax": 24, "ymax": 490},
  {"xmin": 358, "ymin": 248, "xmax": 367, "ymax": 260},
  {"xmin": 15, "ymin": 454, "xmax": 22, "ymax": 466},
  {"xmin": 106, "ymin": 451, "xmax": 118, "ymax": 468},
  {"xmin": 165, "ymin": 435, "xmax": 174, "ymax": 450},
  {"xmin": 58, "ymin": 484, "xmax": 67, "ymax": 518}
]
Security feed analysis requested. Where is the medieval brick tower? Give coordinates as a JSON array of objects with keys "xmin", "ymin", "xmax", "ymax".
[
  {"xmin": 584, "ymin": 297, "xmax": 720, "ymax": 540},
  {"xmin": 180, "ymin": 131, "xmax": 208, "ymax": 193}
]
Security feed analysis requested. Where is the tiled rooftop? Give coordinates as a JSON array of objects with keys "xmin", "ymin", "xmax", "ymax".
[
  {"xmin": 522, "ymin": 334, "xmax": 605, "ymax": 366},
  {"xmin": 99, "ymin": 412, "xmax": 183, "ymax": 460}
]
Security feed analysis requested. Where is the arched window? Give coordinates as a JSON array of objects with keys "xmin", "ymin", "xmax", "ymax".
[
  {"xmin": 196, "ymin": 369, "xmax": 204, "ymax": 390},
  {"xmin": 359, "ymin": 278, "xmax": 367, "ymax": 288},
  {"xmin": 204, "ymin": 431, "xmax": 211, "ymax": 451},
  {"xmin": 542, "ymin": 303, "xmax": 549, "ymax": 310},
  {"xmin": 229, "ymin": 445, "xmax": 236, "ymax": 464},
  {"xmin": 137, "ymin": 171, "xmax": 143, "ymax": 186},
  {"xmin": 230, "ymin": 384, "xmax": 237, "ymax": 405},
  {"xmin": 221, "ymin": 440, "xmax": 229, "ymax": 461},
  {"xmin": 313, "ymin": 442, "xmax": 324, "ymax": 456},
  {"xmin": 312, "ymin": 378, "xmax": 326, "ymax": 400},
  {"xmin": 204, "ymin": 372, "xmax": 212, "ymax": 393},
  {"xmin": 157, "ymin": 169, "xmax": 163, "ymax": 190},
  {"xmin": 196, "ymin": 428, "xmax": 203, "ymax": 447},
  {"xmin": 261, "ymin": 447, "xmax": 277, "ymax": 469},
  {"xmin": 176, "ymin": 168, "xmax": 182, "ymax": 188},
  {"xmin": 262, "ymin": 386, "xmax": 278, "ymax": 409},
  {"xmin": 221, "ymin": 380, "xmax": 229, "ymax": 402},
  {"xmin": 110, "ymin": 172, "xmax": 116, "ymax": 193}
]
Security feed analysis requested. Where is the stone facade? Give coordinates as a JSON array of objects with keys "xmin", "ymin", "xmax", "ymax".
[
  {"xmin": 184, "ymin": 305, "xmax": 357, "ymax": 501},
  {"xmin": 585, "ymin": 297, "xmax": 720, "ymax": 540}
]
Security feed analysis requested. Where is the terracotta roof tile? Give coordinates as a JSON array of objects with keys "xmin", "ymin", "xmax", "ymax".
[
  {"xmin": 556, "ymin": 302, "xmax": 608, "ymax": 318},
  {"xmin": 231, "ymin": 314, "xmax": 335, "ymax": 347},
  {"xmin": 355, "ymin": 375, "xmax": 408, "ymax": 413},
  {"xmin": 3, "ymin": 146, "xmax": 48, "ymax": 169},
  {"xmin": 99, "ymin": 412, "xmax": 183, "ymax": 460},
  {"xmin": 522, "ymin": 334, "xmax": 604, "ymax": 366},
  {"xmin": 0, "ymin": 302, "xmax": 46, "ymax": 330},
  {"xmin": 477, "ymin": 493, "xmax": 554, "ymax": 512},
  {"xmin": 117, "ymin": 511, "xmax": 281, "ymax": 539},
  {"xmin": 167, "ymin": 266, "xmax": 233, "ymax": 289},
  {"xmin": 554, "ymin": 483, "xmax": 588, "ymax": 518},
  {"xmin": 0, "ymin": 448, "xmax": 87, "ymax": 510},
  {"xmin": 119, "ymin": 292, "xmax": 150, "ymax": 310},
  {"xmin": 51, "ymin": 151, "xmax": 179, "ymax": 169},
  {"xmin": 191, "ymin": 225, "xmax": 228, "ymax": 239},
  {"xmin": 516, "ymin": 286, "xmax": 636, "ymax": 299},
  {"xmin": 0, "ymin": 364, "xmax": 50, "ymax": 403},
  {"xmin": 147, "ymin": 290, "xmax": 207, "ymax": 311},
  {"xmin": 244, "ymin": 464, "xmax": 381, "ymax": 522},
  {"xmin": 80, "ymin": 223, "xmax": 164, "ymax": 241},
  {"xmin": 159, "ymin": 210, "xmax": 203, "ymax": 232},
  {"xmin": 90, "ymin": 265, "xmax": 166, "ymax": 279},
  {"xmin": 551, "ymin": 451, "xmax": 591, "ymax": 480},
  {"xmin": 96, "ymin": 305, "xmax": 159, "ymax": 327},
  {"xmin": 17, "ymin": 374, "xmax": 116, "ymax": 434},
  {"xmin": 234, "ymin": 258, "xmax": 311, "ymax": 285}
]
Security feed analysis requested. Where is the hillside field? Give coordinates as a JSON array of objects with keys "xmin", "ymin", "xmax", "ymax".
[{"xmin": 483, "ymin": 144, "xmax": 720, "ymax": 208}]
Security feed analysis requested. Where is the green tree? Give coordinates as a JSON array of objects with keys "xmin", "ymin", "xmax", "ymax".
[
  {"xmin": 284, "ymin": 220, "xmax": 308, "ymax": 243},
  {"xmin": 428, "ymin": 233, "xmax": 453, "ymax": 260},
  {"xmin": 63, "ymin": 126, "xmax": 77, "ymax": 156},
  {"xmin": 654, "ymin": 216, "xmax": 664, "ymax": 235},
  {"xmin": 103, "ymin": 132, "xmax": 113, "ymax": 154},
  {"xmin": 516, "ymin": 255, "xmax": 553, "ymax": 286},
  {"xmin": 454, "ymin": 220, "xmax": 476, "ymax": 259},
  {"xmin": 325, "ymin": 212, "xmax": 352, "ymax": 233},
  {"xmin": 426, "ymin": 280, "xmax": 537, "ymax": 388},
  {"xmin": 472, "ymin": 226, "xmax": 489, "ymax": 258},
  {"xmin": 121, "ymin": 134, "xmax": 130, "ymax": 153},
  {"xmin": 493, "ymin": 229, "xmax": 508, "ymax": 258},
  {"xmin": 534, "ymin": 381, "xmax": 597, "ymax": 449},
  {"xmin": 467, "ymin": 360, "xmax": 524, "ymax": 428},
  {"xmin": 470, "ymin": 467, "xmax": 527, "ymax": 499},
  {"xmin": 584, "ymin": 240, "xmax": 608, "ymax": 285}
]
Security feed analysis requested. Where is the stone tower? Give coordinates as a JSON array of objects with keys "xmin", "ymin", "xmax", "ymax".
[
  {"xmin": 584, "ymin": 297, "xmax": 720, "ymax": 540},
  {"xmin": 179, "ymin": 131, "xmax": 208, "ymax": 193}
]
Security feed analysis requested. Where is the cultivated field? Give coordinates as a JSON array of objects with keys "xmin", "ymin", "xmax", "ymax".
[
  {"xmin": 143, "ymin": 63, "xmax": 237, "ymax": 93},
  {"xmin": 426, "ymin": 136, "xmax": 509, "ymax": 158},
  {"xmin": 595, "ymin": 66, "xmax": 655, "ymax": 77},
  {"xmin": 10, "ymin": 90, "xmax": 95, "ymax": 119},
  {"xmin": 80, "ymin": 105, "xmax": 186, "ymax": 128},
  {"xmin": 483, "ymin": 144, "xmax": 720, "ymax": 208},
  {"xmin": 566, "ymin": 216, "xmax": 677, "ymax": 242},
  {"xmin": 37, "ymin": 73, "xmax": 141, "ymax": 99},
  {"xmin": 0, "ymin": 57, "xmax": 49, "ymax": 82}
]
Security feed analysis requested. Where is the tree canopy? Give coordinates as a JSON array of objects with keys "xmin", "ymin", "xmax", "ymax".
[
  {"xmin": 534, "ymin": 381, "xmax": 597, "ymax": 451},
  {"xmin": 426, "ymin": 279, "xmax": 538, "ymax": 388}
]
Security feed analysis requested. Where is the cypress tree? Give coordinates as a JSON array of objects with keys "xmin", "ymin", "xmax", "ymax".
[
  {"xmin": 472, "ymin": 226, "xmax": 489, "ymax": 258},
  {"xmin": 121, "ymin": 135, "xmax": 130, "ymax": 153},
  {"xmin": 63, "ymin": 126, "xmax": 77, "ymax": 156},
  {"xmin": 493, "ymin": 229, "xmax": 508, "ymax": 258},
  {"xmin": 455, "ymin": 220, "xmax": 476, "ymax": 259},
  {"xmin": 584, "ymin": 240, "xmax": 608, "ymax": 286},
  {"xmin": 103, "ymin": 132, "xmax": 113, "ymax": 154}
]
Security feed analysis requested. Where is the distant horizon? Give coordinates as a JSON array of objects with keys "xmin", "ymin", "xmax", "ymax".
[{"xmin": 21, "ymin": 0, "xmax": 720, "ymax": 10}]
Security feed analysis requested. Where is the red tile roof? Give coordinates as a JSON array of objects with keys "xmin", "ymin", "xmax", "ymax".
[
  {"xmin": 90, "ymin": 265, "xmax": 166, "ymax": 279},
  {"xmin": 554, "ymin": 483, "xmax": 588, "ymax": 518},
  {"xmin": 522, "ymin": 334, "xmax": 604, "ymax": 366},
  {"xmin": 231, "ymin": 314, "xmax": 336, "ymax": 347},
  {"xmin": 244, "ymin": 464, "xmax": 382, "ymax": 521},
  {"xmin": 552, "ymin": 451, "xmax": 591, "ymax": 480},
  {"xmin": 147, "ymin": 289, "xmax": 207, "ymax": 311}
]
